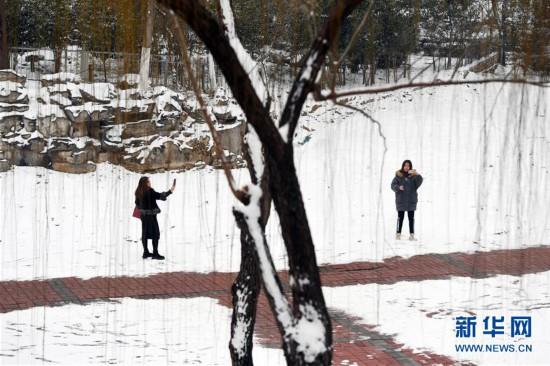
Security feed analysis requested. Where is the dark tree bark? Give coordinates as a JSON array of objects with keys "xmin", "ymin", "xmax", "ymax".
[
  {"xmin": 229, "ymin": 220, "xmax": 261, "ymax": 366},
  {"xmin": 157, "ymin": 0, "xmax": 364, "ymax": 364},
  {"xmin": 491, "ymin": 0, "xmax": 507, "ymax": 66},
  {"xmin": 499, "ymin": 4, "xmax": 507, "ymax": 66},
  {"xmin": 54, "ymin": 49, "xmax": 62, "ymax": 73},
  {"xmin": 0, "ymin": 1, "xmax": 9, "ymax": 70},
  {"xmin": 229, "ymin": 135, "xmax": 271, "ymax": 366}
]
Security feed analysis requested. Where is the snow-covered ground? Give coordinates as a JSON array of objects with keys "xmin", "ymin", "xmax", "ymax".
[
  {"xmin": 2, "ymin": 53, "xmax": 549, "ymax": 366},
  {"xmin": 0, "ymin": 296, "xmax": 285, "ymax": 365},
  {"xmin": 1, "ymin": 272, "xmax": 548, "ymax": 365},
  {"xmin": 1, "ymin": 80, "xmax": 549, "ymax": 281},
  {"xmin": 323, "ymin": 270, "xmax": 550, "ymax": 365}
]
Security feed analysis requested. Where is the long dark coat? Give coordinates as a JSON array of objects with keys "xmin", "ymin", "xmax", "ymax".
[
  {"xmin": 135, "ymin": 188, "xmax": 172, "ymax": 240},
  {"xmin": 391, "ymin": 170, "xmax": 423, "ymax": 211}
]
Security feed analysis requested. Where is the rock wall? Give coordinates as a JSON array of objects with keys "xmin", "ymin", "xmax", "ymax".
[{"xmin": 0, "ymin": 70, "xmax": 246, "ymax": 173}]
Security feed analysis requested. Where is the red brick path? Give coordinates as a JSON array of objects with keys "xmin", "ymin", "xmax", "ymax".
[{"xmin": 2, "ymin": 245, "xmax": 550, "ymax": 365}]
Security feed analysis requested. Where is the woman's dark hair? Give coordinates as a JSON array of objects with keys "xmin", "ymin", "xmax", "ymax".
[
  {"xmin": 135, "ymin": 176, "xmax": 150, "ymax": 200},
  {"xmin": 401, "ymin": 159, "xmax": 413, "ymax": 171}
]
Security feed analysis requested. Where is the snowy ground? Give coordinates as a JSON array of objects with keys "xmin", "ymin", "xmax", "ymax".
[
  {"xmin": 1, "ymin": 56, "xmax": 549, "ymax": 365},
  {"xmin": 323, "ymin": 270, "xmax": 550, "ymax": 365},
  {"xmin": 2, "ymin": 271, "xmax": 548, "ymax": 365},
  {"xmin": 1, "ymin": 81, "xmax": 549, "ymax": 281},
  {"xmin": 0, "ymin": 297, "xmax": 285, "ymax": 365}
]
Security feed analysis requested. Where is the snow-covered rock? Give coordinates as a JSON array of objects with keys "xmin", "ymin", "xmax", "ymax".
[
  {"xmin": 0, "ymin": 81, "xmax": 28, "ymax": 103},
  {"xmin": 118, "ymin": 73, "xmax": 140, "ymax": 90},
  {"xmin": 79, "ymin": 82, "xmax": 117, "ymax": 103},
  {"xmin": 0, "ymin": 77, "xmax": 246, "ymax": 173},
  {"xmin": 0, "ymin": 69, "xmax": 26, "ymax": 84},
  {"xmin": 40, "ymin": 72, "xmax": 81, "ymax": 87}
]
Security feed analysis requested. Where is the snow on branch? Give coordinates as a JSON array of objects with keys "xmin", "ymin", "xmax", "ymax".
[
  {"xmin": 233, "ymin": 186, "xmax": 328, "ymax": 363},
  {"xmin": 218, "ymin": 0, "xmax": 268, "ymax": 105},
  {"xmin": 244, "ymin": 124, "xmax": 264, "ymax": 181},
  {"xmin": 233, "ymin": 186, "xmax": 292, "ymax": 332},
  {"xmin": 218, "ymin": 0, "xmax": 266, "ymax": 181}
]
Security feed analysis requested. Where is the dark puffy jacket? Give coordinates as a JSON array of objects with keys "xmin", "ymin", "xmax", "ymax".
[
  {"xmin": 136, "ymin": 188, "xmax": 172, "ymax": 215},
  {"xmin": 391, "ymin": 170, "xmax": 423, "ymax": 211}
]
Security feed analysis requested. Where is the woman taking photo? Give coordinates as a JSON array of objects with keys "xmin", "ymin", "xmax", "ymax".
[
  {"xmin": 391, "ymin": 160, "xmax": 423, "ymax": 241},
  {"xmin": 135, "ymin": 177, "xmax": 176, "ymax": 260}
]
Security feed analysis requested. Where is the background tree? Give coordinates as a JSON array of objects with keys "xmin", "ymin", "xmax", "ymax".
[{"xmin": 0, "ymin": 0, "xmax": 8, "ymax": 69}]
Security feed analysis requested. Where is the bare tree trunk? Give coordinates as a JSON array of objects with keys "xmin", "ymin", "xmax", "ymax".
[
  {"xmin": 102, "ymin": 57, "xmax": 108, "ymax": 82},
  {"xmin": 208, "ymin": 52, "xmax": 217, "ymax": 93},
  {"xmin": 139, "ymin": 0, "xmax": 155, "ymax": 90},
  {"xmin": 491, "ymin": 0, "xmax": 507, "ymax": 66},
  {"xmin": 370, "ymin": 59, "xmax": 376, "ymax": 85},
  {"xmin": 0, "ymin": 1, "xmax": 9, "ymax": 70},
  {"xmin": 80, "ymin": 51, "xmax": 90, "ymax": 81},
  {"xmin": 229, "ymin": 221, "xmax": 261, "ymax": 366},
  {"xmin": 266, "ymin": 151, "xmax": 333, "ymax": 365},
  {"xmin": 499, "ymin": 3, "xmax": 507, "ymax": 66},
  {"xmin": 54, "ymin": 49, "xmax": 62, "ymax": 73},
  {"xmin": 158, "ymin": 1, "xmax": 365, "ymax": 364},
  {"xmin": 229, "ymin": 136, "xmax": 271, "ymax": 366}
]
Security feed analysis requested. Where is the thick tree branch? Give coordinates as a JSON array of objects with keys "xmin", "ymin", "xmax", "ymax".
[
  {"xmin": 229, "ymin": 214, "xmax": 261, "ymax": 366},
  {"xmin": 278, "ymin": 0, "xmax": 365, "ymax": 142},
  {"xmin": 233, "ymin": 190, "xmax": 295, "ymax": 362},
  {"xmin": 336, "ymin": 0, "xmax": 375, "ymax": 69},
  {"xmin": 159, "ymin": 1, "xmax": 369, "ymax": 363},
  {"xmin": 229, "ymin": 128, "xmax": 273, "ymax": 366},
  {"xmin": 214, "ymin": 1, "xmax": 279, "ymax": 363}
]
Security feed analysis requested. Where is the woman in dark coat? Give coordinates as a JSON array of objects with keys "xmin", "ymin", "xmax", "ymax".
[
  {"xmin": 391, "ymin": 160, "xmax": 423, "ymax": 241},
  {"xmin": 135, "ymin": 177, "xmax": 176, "ymax": 259}
]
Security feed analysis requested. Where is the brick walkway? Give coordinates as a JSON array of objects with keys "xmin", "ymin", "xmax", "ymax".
[{"xmin": 2, "ymin": 245, "xmax": 550, "ymax": 365}]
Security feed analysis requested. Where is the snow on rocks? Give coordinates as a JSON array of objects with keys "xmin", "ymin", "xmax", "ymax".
[
  {"xmin": 0, "ymin": 81, "xmax": 28, "ymax": 103},
  {"xmin": 39, "ymin": 72, "xmax": 81, "ymax": 87},
  {"xmin": 0, "ymin": 69, "xmax": 26, "ymax": 84},
  {"xmin": 0, "ymin": 102, "xmax": 29, "ymax": 115},
  {"xmin": 79, "ymin": 82, "xmax": 116, "ymax": 103},
  {"xmin": 46, "ymin": 82, "xmax": 82, "ymax": 101},
  {"xmin": 0, "ymin": 72, "xmax": 246, "ymax": 173},
  {"xmin": 211, "ymin": 88, "xmax": 242, "ymax": 124},
  {"xmin": 118, "ymin": 73, "xmax": 140, "ymax": 90}
]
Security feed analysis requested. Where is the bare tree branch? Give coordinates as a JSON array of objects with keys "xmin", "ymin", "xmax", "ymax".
[
  {"xmin": 327, "ymin": 1, "xmax": 375, "ymax": 98},
  {"xmin": 331, "ymin": 99, "xmax": 387, "ymax": 152},
  {"xmin": 278, "ymin": 0, "xmax": 365, "ymax": 142},
  {"xmin": 314, "ymin": 78, "xmax": 549, "ymax": 101},
  {"xmin": 336, "ymin": 0, "xmax": 375, "ymax": 68},
  {"xmin": 158, "ymin": 1, "xmax": 370, "ymax": 364}
]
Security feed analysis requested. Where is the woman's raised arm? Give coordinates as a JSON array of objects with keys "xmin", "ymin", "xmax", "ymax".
[{"xmin": 151, "ymin": 189, "xmax": 172, "ymax": 201}]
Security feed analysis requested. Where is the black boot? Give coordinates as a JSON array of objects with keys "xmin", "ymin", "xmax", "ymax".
[
  {"xmin": 151, "ymin": 239, "xmax": 165, "ymax": 260},
  {"xmin": 142, "ymin": 238, "xmax": 152, "ymax": 259}
]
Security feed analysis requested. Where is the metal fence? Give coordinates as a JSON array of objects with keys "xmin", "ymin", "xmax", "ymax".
[
  {"xmin": 9, "ymin": 47, "xmax": 220, "ymax": 92},
  {"xmin": 9, "ymin": 46, "xmax": 364, "ymax": 91}
]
